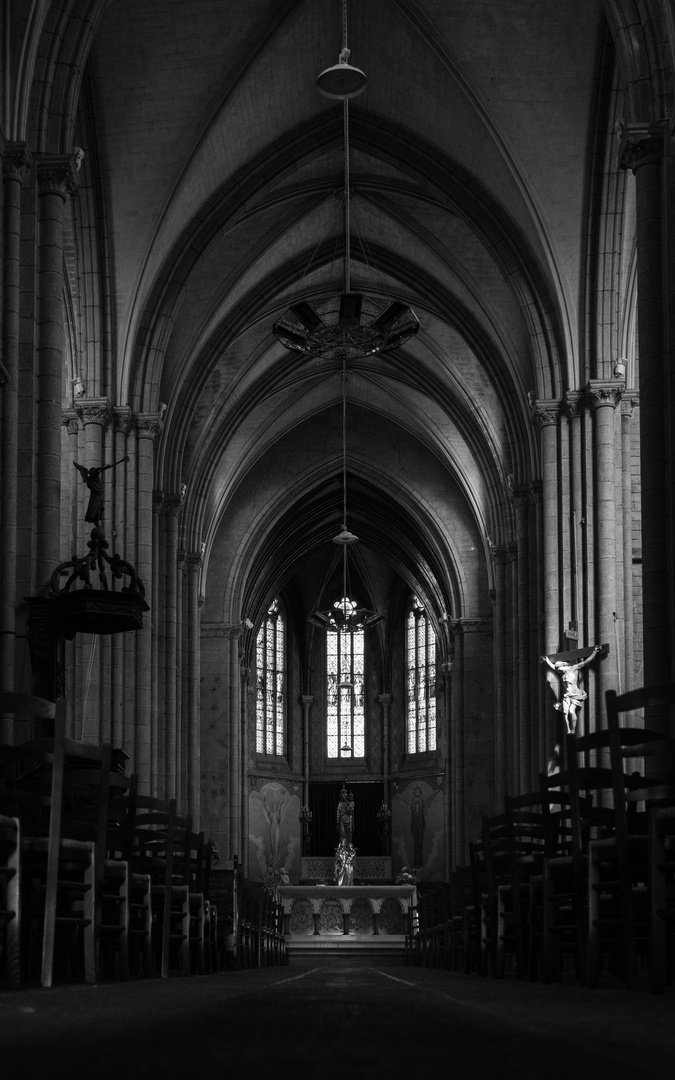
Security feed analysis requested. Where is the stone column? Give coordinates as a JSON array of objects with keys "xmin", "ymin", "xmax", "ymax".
[
  {"xmin": 301, "ymin": 694, "xmax": 313, "ymax": 805},
  {"xmin": 34, "ymin": 153, "xmax": 80, "ymax": 589},
  {"xmin": 532, "ymin": 401, "xmax": 562, "ymax": 757},
  {"xmin": 586, "ymin": 380, "xmax": 623, "ymax": 713},
  {"xmin": 621, "ymin": 396, "xmax": 639, "ymax": 692},
  {"xmin": 618, "ymin": 123, "xmax": 671, "ymax": 685},
  {"xmin": 228, "ymin": 625, "xmax": 243, "ymax": 860},
  {"xmin": 490, "ymin": 545, "xmax": 509, "ymax": 805},
  {"xmin": 453, "ymin": 618, "xmax": 493, "ymax": 848},
  {"xmin": 74, "ymin": 398, "xmax": 112, "ymax": 742},
  {"xmin": 441, "ymin": 659, "xmax": 453, "ymax": 872},
  {"xmin": 60, "ymin": 411, "xmax": 79, "ymax": 721},
  {"xmin": 532, "ymin": 402, "xmax": 562, "ymax": 649},
  {"xmin": 113, "ymin": 408, "xmax": 133, "ymax": 752},
  {"xmin": 1, "ymin": 143, "xmax": 31, "ymax": 703},
  {"xmin": 450, "ymin": 622, "xmax": 465, "ymax": 863},
  {"xmin": 378, "ymin": 693, "xmax": 391, "ymax": 794},
  {"xmin": 152, "ymin": 491, "xmax": 164, "ymax": 791},
  {"xmin": 135, "ymin": 414, "xmax": 163, "ymax": 793},
  {"xmin": 240, "ymin": 665, "xmax": 251, "ymax": 876},
  {"xmin": 162, "ymin": 494, "xmax": 183, "ymax": 800},
  {"xmin": 185, "ymin": 555, "xmax": 202, "ymax": 820},
  {"xmin": 512, "ymin": 483, "xmax": 537, "ymax": 791},
  {"xmin": 564, "ymin": 392, "xmax": 586, "ymax": 645}
]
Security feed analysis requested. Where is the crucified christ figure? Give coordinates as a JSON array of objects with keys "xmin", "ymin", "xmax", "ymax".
[{"xmin": 541, "ymin": 644, "xmax": 603, "ymax": 733}]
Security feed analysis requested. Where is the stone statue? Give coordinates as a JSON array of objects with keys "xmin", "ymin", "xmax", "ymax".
[
  {"xmin": 261, "ymin": 788, "xmax": 288, "ymax": 869},
  {"xmin": 541, "ymin": 644, "xmax": 603, "ymax": 733},
  {"xmin": 334, "ymin": 840, "xmax": 355, "ymax": 886},
  {"xmin": 336, "ymin": 785, "xmax": 354, "ymax": 846},
  {"xmin": 73, "ymin": 456, "xmax": 129, "ymax": 526}
]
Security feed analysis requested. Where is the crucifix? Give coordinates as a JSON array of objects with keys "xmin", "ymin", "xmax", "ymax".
[{"xmin": 540, "ymin": 643, "xmax": 609, "ymax": 733}]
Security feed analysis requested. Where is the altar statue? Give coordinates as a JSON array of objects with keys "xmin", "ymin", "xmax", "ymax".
[
  {"xmin": 541, "ymin": 644, "xmax": 603, "ymax": 733},
  {"xmin": 335, "ymin": 839, "xmax": 356, "ymax": 886},
  {"xmin": 336, "ymin": 785, "xmax": 354, "ymax": 845}
]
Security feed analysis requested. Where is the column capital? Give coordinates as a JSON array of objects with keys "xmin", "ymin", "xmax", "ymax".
[
  {"xmin": 490, "ymin": 542, "xmax": 516, "ymax": 565},
  {"xmin": 3, "ymin": 141, "xmax": 32, "ymax": 184},
  {"xmin": 301, "ymin": 694, "xmax": 314, "ymax": 707},
  {"xmin": 183, "ymin": 552, "xmax": 204, "ymax": 572},
  {"xmin": 451, "ymin": 617, "xmax": 492, "ymax": 634},
  {"xmin": 162, "ymin": 492, "xmax": 185, "ymax": 517},
  {"xmin": 113, "ymin": 406, "xmax": 133, "ymax": 435},
  {"xmin": 75, "ymin": 396, "xmax": 112, "ymax": 427},
  {"xmin": 617, "ymin": 120, "xmax": 667, "ymax": 172},
  {"xmin": 200, "ymin": 623, "xmax": 241, "ymax": 640},
  {"xmin": 530, "ymin": 398, "xmax": 561, "ymax": 429},
  {"xmin": 585, "ymin": 380, "xmax": 623, "ymax": 411},
  {"xmin": 61, "ymin": 408, "xmax": 79, "ymax": 436},
  {"xmin": 378, "ymin": 693, "xmax": 392, "ymax": 706},
  {"xmin": 511, "ymin": 479, "xmax": 542, "ymax": 507},
  {"xmin": 136, "ymin": 413, "xmax": 164, "ymax": 441},
  {"xmin": 621, "ymin": 393, "xmax": 640, "ymax": 419},
  {"xmin": 35, "ymin": 152, "xmax": 81, "ymax": 200},
  {"xmin": 563, "ymin": 390, "xmax": 586, "ymax": 420}
]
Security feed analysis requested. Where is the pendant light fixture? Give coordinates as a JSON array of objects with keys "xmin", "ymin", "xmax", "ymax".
[
  {"xmin": 273, "ymin": 1, "xmax": 419, "ymax": 360},
  {"xmin": 307, "ymin": 345, "xmax": 383, "ymax": 632}
]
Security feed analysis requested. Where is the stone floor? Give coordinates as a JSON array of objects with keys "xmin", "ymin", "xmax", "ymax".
[{"xmin": 1, "ymin": 958, "xmax": 673, "ymax": 1080}]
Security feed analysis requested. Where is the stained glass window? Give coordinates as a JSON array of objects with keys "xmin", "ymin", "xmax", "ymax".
[
  {"xmin": 406, "ymin": 595, "xmax": 436, "ymax": 753},
  {"xmin": 255, "ymin": 598, "xmax": 285, "ymax": 756},
  {"xmin": 326, "ymin": 601, "xmax": 365, "ymax": 759}
]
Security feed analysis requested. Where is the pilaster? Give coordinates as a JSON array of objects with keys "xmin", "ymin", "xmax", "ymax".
[{"xmin": 618, "ymin": 120, "xmax": 671, "ymax": 685}]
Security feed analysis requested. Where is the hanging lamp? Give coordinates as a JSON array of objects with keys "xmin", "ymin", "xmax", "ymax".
[
  {"xmin": 307, "ymin": 346, "xmax": 383, "ymax": 632},
  {"xmin": 273, "ymin": 1, "xmax": 419, "ymax": 361}
]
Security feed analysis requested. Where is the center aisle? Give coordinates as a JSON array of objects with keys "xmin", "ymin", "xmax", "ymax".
[{"xmin": 1, "ymin": 959, "xmax": 673, "ymax": 1079}]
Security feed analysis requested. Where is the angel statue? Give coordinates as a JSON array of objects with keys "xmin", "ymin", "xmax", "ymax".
[{"xmin": 73, "ymin": 456, "xmax": 129, "ymax": 526}]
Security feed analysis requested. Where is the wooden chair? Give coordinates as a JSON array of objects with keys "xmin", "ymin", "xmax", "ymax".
[
  {"xmin": 0, "ymin": 814, "xmax": 21, "ymax": 988},
  {"xmin": 650, "ymin": 804, "xmax": 675, "ymax": 992},
  {"xmin": 127, "ymin": 796, "xmax": 191, "ymax": 978},
  {"xmin": 0, "ymin": 691, "xmax": 114, "ymax": 987},
  {"xmin": 447, "ymin": 866, "xmax": 474, "ymax": 972},
  {"xmin": 182, "ymin": 825, "xmax": 207, "ymax": 975},
  {"xmin": 539, "ymin": 747, "xmax": 609, "ymax": 985},
  {"xmin": 467, "ymin": 838, "xmax": 489, "ymax": 975},
  {"xmin": 481, "ymin": 811, "xmax": 517, "ymax": 977},
  {"xmin": 501, "ymin": 789, "xmax": 549, "ymax": 978},
  {"xmin": 208, "ymin": 854, "xmax": 242, "ymax": 970},
  {"xmin": 585, "ymin": 683, "xmax": 675, "ymax": 989},
  {"xmin": 106, "ymin": 774, "xmax": 154, "ymax": 978},
  {"xmin": 528, "ymin": 778, "xmax": 580, "ymax": 981},
  {"xmin": 200, "ymin": 840, "xmax": 218, "ymax": 973}
]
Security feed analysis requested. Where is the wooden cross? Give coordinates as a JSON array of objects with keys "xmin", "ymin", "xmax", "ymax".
[{"xmin": 542, "ymin": 643, "xmax": 609, "ymax": 665}]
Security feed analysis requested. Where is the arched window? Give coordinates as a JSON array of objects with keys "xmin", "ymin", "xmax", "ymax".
[
  {"xmin": 255, "ymin": 598, "xmax": 285, "ymax": 756},
  {"xmin": 326, "ymin": 598, "xmax": 365, "ymax": 759},
  {"xmin": 407, "ymin": 595, "xmax": 436, "ymax": 753}
]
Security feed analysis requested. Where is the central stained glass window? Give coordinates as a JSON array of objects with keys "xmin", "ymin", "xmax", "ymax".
[{"xmin": 326, "ymin": 606, "xmax": 365, "ymax": 758}]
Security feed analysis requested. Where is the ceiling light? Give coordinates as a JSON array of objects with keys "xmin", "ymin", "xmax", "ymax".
[{"xmin": 273, "ymin": 1, "xmax": 419, "ymax": 362}]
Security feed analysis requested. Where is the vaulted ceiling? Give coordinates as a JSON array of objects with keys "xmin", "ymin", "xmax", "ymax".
[{"xmin": 81, "ymin": 0, "xmax": 611, "ymax": 630}]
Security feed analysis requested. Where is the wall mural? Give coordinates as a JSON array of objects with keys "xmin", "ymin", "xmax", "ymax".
[
  {"xmin": 392, "ymin": 778, "xmax": 444, "ymax": 882},
  {"xmin": 248, "ymin": 781, "xmax": 301, "ymax": 885}
]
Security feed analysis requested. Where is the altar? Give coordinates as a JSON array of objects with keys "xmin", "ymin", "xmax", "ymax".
[{"xmin": 277, "ymin": 884, "xmax": 417, "ymax": 955}]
